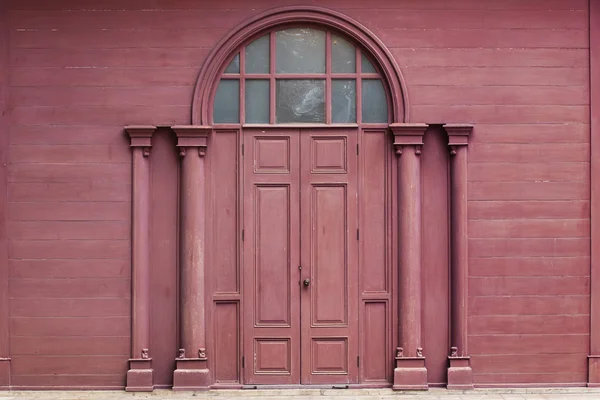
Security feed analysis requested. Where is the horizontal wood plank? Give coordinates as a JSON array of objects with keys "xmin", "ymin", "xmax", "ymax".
[
  {"xmin": 468, "ymin": 181, "xmax": 589, "ymax": 201},
  {"xmin": 8, "ymin": 221, "xmax": 129, "ymax": 240},
  {"xmin": 470, "ymin": 296, "xmax": 589, "ymax": 316},
  {"xmin": 468, "ymin": 219, "xmax": 589, "ymax": 238},
  {"xmin": 469, "ymin": 276, "xmax": 589, "ymax": 296},
  {"xmin": 9, "ymin": 202, "xmax": 129, "ymax": 221},
  {"xmin": 10, "ymin": 316, "xmax": 130, "ymax": 336},
  {"xmin": 469, "ymin": 238, "xmax": 589, "ymax": 258},
  {"xmin": 11, "ymin": 336, "xmax": 129, "ymax": 355},
  {"xmin": 9, "ymin": 278, "xmax": 130, "ymax": 298},
  {"xmin": 9, "ymin": 259, "xmax": 130, "ymax": 279},
  {"xmin": 469, "ymin": 315, "xmax": 589, "ymax": 335},
  {"xmin": 10, "ymin": 298, "xmax": 129, "ymax": 317},
  {"xmin": 11, "ymin": 355, "xmax": 127, "ymax": 375},
  {"xmin": 469, "ymin": 257, "xmax": 589, "ymax": 277}
]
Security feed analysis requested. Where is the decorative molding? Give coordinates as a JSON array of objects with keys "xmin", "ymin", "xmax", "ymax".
[
  {"xmin": 172, "ymin": 125, "xmax": 211, "ymax": 156},
  {"xmin": 390, "ymin": 123, "xmax": 427, "ymax": 159},
  {"xmin": 125, "ymin": 125, "xmax": 157, "ymax": 148},
  {"xmin": 192, "ymin": 6, "xmax": 409, "ymax": 125},
  {"xmin": 444, "ymin": 124, "xmax": 473, "ymax": 147}
]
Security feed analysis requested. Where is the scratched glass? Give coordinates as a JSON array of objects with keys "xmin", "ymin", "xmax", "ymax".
[
  {"xmin": 332, "ymin": 80, "xmax": 356, "ymax": 123},
  {"xmin": 276, "ymin": 29, "xmax": 326, "ymax": 74},
  {"xmin": 276, "ymin": 80, "xmax": 325, "ymax": 123}
]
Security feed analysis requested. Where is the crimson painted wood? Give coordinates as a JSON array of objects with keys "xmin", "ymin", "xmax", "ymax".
[
  {"xmin": 421, "ymin": 125, "xmax": 450, "ymax": 387},
  {"xmin": 445, "ymin": 124, "xmax": 474, "ymax": 390},
  {"xmin": 125, "ymin": 126, "xmax": 156, "ymax": 391},
  {"xmin": 390, "ymin": 123, "xmax": 428, "ymax": 390},
  {"xmin": 0, "ymin": 0, "xmax": 594, "ymax": 392},
  {"xmin": 590, "ymin": 0, "xmax": 600, "ymax": 387},
  {"xmin": 172, "ymin": 126, "xmax": 211, "ymax": 390},
  {"xmin": 0, "ymin": 0, "xmax": 10, "ymax": 389}
]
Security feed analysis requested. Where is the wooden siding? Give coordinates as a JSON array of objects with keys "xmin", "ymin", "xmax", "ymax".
[{"xmin": 4, "ymin": 0, "xmax": 591, "ymax": 388}]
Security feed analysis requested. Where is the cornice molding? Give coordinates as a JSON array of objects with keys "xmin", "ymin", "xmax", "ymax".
[
  {"xmin": 444, "ymin": 124, "xmax": 473, "ymax": 147},
  {"xmin": 172, "ymin": 125, "xmax": 212, "ymax": 157},
  {"xmin": 125, "ymin": 125, "xmax": 157, "ymax": 148}
]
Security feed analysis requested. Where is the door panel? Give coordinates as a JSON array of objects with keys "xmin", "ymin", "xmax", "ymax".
[
  {"xmin": 300, "ymin": 129, "xmax": 359, "ymax": 384},
  {"xmin": 244, "ymin": 128, "xmax": 359, "ymax": 385},
  {"xmin": 243, "ymin": 129, "xmax": 301, "ymax": 384}
]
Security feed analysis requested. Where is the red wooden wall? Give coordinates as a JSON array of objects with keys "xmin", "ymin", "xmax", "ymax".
[{"xmin": 0, "ymin": 0, "xmax": 591, "ymax": 389}]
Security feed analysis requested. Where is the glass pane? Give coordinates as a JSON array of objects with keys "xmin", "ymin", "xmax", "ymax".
[
  {"xmin": 224, "ymin": 54, "xmax": 240, "ymax": 74},
  {"xmin": 361, "ymin": 53, "xmax": 377, "ymax": 73},
  {"xmin": 245, "ymin": 80, "xmax": 270, "ymax": 123},
  {"xmin": 213, "ymin": 79, "xmax": 240, "ymax": 123},
  {"xmin": 332, "ymin": 35, "xmax": 355, "ymax": 73},
  {"xmin": 276, "ymin": 29, "xmax": 325, "ymax": 74},
  {"xmin": 332, "ymin": 80, "xmax": 356, "ymax": 123},
  {"xmin": 362, "ymin": 79, "xmax": 387, "ymax": 123},
  {"xmin": 245, "ymin": 35, "xmax": 270, "ymax": 74},
  {"xmin": 276, "ymin": 80, "xmax": 325, "ymax": 123}
]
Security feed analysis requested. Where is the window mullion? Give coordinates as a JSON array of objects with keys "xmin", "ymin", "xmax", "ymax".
[{"xmin": 270, "ymin": 31, "xmax": 276, "ymax": 124}]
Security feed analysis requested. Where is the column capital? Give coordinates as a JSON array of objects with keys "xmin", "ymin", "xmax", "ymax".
[
  {"xmin": 389, "ymin": 123, "xmax": 427, "ymax": 156},
  {"xmin": 389, "ymin": 123, "xmax": 427, "ymax": 145},
  {"xmin": 125, "ymin": 125, "xmax": 157, "ymax": 148},
  {"xmin": 172, "ymin": 125, "xmax": 211, "ymax": 156},
  {"xmin": 444, "ymin": 124, "xmax": 473, "ymax": 147}
]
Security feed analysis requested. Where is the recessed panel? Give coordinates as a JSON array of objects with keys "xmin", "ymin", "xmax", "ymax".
[
  {"xmin": 311, "ymin": 137, "xmax": 347, "ymax": 173},
  {"xmin": 312, "ymin": 185, "xmax": 348, "ymax": 325},
  {"xmin": 362, "ymin": 131, "xmax": 387, "ymax": 293},
  {"xmin": 311, "ymin": 338, "xmax": 348, "ymax": 374},
  {"xmin": 363, "ymin": 302, "xmax": 388, "ymax": 382},
  {"xmin": 255, "ymin": 185, "xmax": 291, "ymax": 326},
  {"xmin": 254, "ymin": 137, "xmax": 290, "ymax": 173},
  {"xmin": 215, "ymin": 301, "xmax": 239, "ymax": 383},
  {"xmin": 255, "ymin": 339, "xmax": 292, "ymax": 374}
]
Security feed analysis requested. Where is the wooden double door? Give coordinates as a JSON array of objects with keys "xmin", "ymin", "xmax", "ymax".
[{"xmin": 243, "ymin": 128, "xmax": 359, "ymax": 385}]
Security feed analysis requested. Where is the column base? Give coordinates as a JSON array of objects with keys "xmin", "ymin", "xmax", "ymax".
[
  {"xmin": 447, "ymin": 356, "xmax": 473, "ymax": 390},
  {"xmin": 0, "ymin": 358, "xmax": 10, "ymax": 389},
  {"xmin": 125, "ymin": 358, "xmax": 154, "ymax": 392},
  {"xmin": 172, "ymin": 358, "xmax": 210, "ymax": 391},
  {"xmin": 392, "ymin": 357, "xmax": 428, "ymax": 390},
  {"xmin": 588, "ymin": 355, "xmax": 600, "ymax": 387}
]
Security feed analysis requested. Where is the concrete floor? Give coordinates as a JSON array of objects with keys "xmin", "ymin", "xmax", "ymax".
[{"xmin": 2, "ymin": 389, "xmax": 600, "ymax": 400}]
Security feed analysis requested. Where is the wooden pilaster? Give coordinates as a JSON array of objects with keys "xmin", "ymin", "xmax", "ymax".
[
  {"xmin": 445, "ymin": 124, "xmax": 474, "ymax": 390},
  {"xmin": 390, "ymin": 123, "xmax": 428, "ymax": 390},
  {"xmin": 125, "ymin": 126, "xmax": 157, "ymax": 392},
  {"xmin": 172, "ymin": 126, "xmax": 211, "ymax": 391}
]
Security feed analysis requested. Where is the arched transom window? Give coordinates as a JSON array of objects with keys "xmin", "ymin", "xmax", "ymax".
[{"xmin": 213, "ymin": 28, "xmax": 389, "ymax": 125}]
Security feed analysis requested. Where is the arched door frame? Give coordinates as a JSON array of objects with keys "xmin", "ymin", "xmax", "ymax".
[
  {"xmin": 191, "ymin": 6, "xmax": 410, "ymax": 125},
  {"xmin": 122, "ymin": 6, "xmax": 472, "ymax": 392}
]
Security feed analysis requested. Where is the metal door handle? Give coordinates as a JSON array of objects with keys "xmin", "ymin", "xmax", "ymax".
[{"xmin": 303, "ymin": 279, "xmax": 310, "ymax": 287}]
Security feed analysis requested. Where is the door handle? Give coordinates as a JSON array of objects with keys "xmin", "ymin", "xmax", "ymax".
[{"xmin": 303, "ymin": 278, "xmax": 310, "ymax": 287}]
